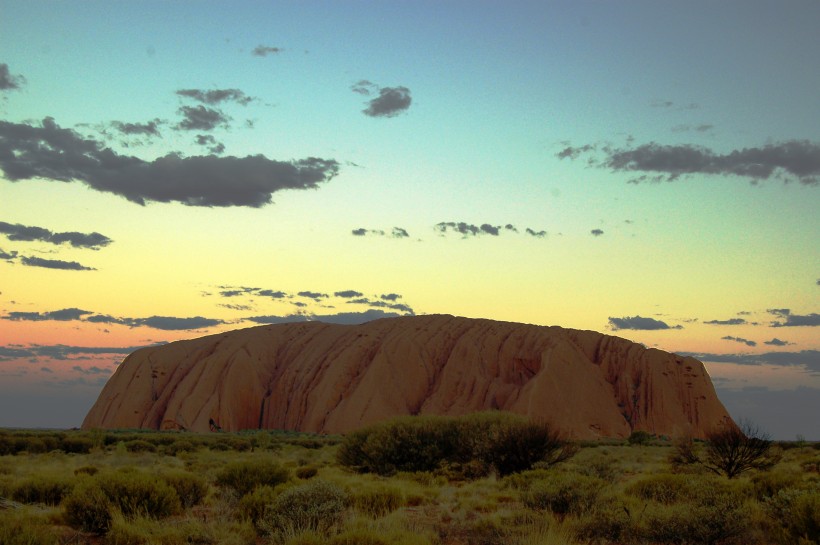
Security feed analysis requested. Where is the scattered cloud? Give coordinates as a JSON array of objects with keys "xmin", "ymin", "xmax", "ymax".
[
  {"xmin": 20, "ymin": 256, "xmax": 95, "ymax": 271},
  {"xmin": 2, "ymin": 307, "xmax": 223, "ymax": 331},
  {"xmin": 722, "ymin": 335, "xmax": 757, "ymax": 347},
  {"xmin": 346, "ymin": 297, "xmax": 413, "ymax": 314},
  {"xmin": 590, "ymin": 229, "xmax": 604, "ymax": 236},
  {"xmin": 435, "ymin": 222, "xmax": 503, "ymax": 237},
  {"xmin": 525, "ymin": 228, "xmax": 547, "ymax": 238},
  {"xmin": 175, "ymin": 105, "xmax": 230, "ymax": 131},
  {"xmin": 764, "ymin": 338, "xmax": 793, "ymax": 346},
  {"xmin": 335, "ymin": 290, "xmax": 364, "ymax": 298},
  {"xmin": 0, "ymin": 248, "xmax": 17, "ymax": 260},
  {"xmin": 0, "ymin": 343, "xmax": 154, "ymax": 362},
  {"xmin": 671, "ymin": 124, "xmax": 714, "ymax": 133},
  {"xmin": 111, "ymin": 120, "xmax": 162, "ymax": 137},
  {"xmin": 681, "ymin": 350, "xmax": 819, "ymax": 372},
  {"xmin": 705, "ymin": 318, "xmax": 747, "ymax": 326},
  {"xmin": 768, "ymin": 308, "xmax": 820, "ymax": 327},
  {"xmin": 71, "ymin": 365, "xmax": 112, "ymax": 375},
  {"xmin": 195, "ymin": 134, "xmax": 225, "ymax": 154},
  {"xmin": 352, "ymin": 228, "xmax": 384, "ymax": 237},
  {"xmin": 5, "ymin": 308, "xmax": 92, "ymax": 321},
  {"xmin": 558, "ymin": 139, "xmax": 820, "ymax": 186},
  {"xmin": 297, "ymin": 291, "xmax": 328, "ymax": 301},
  {"xmin": 380, "ymin": 293, "xmax": 401, "ymax": 302},
  {"xmin": 355, "ymin": 82, "xmax": 412, "ymax": 118},
  {"xmin": 0, "ymin": 221, "xmax": 112, "ymax": 249},
  {"xmin": 608, "ymin": 315, "xmax": 681, "ymax": 331},
  {"xmin": 0, "ymin": 63, "xmax": 25, "ymax": 91},
  {"xmin": 0, "ymin": 117, "xmax": 340, "ymax": 207},
  {"xmin": 392, "ymin": 227, "xmax": 410, "ymax": 238},
  {"xmin": 176, "ymin": 88, "xmax": 253, "ymax": 106},
  {"xmin": 252, "ymin": 45, "xmax": 282, "ymax": 57},
  {"xmin": 247, "ymin": 309, "xmax": 403, "ymax": 325}
]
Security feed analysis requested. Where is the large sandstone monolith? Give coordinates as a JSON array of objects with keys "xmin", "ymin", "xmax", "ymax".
[{"xmin": 82, "ymin": 314, "xmax": 734, "ymax": 439}]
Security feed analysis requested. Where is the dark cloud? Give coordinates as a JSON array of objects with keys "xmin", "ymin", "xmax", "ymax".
[
  {"xmin": 0, "ymin": 63, "xmax": 25, "ymax": 91},
  {"xmin": 175, "ymin": 105, "xmax": 230, "ymax": 131},
  {"xmin": 346, "ymin": 297, "xmax": 414, "ymax": 314},
  {"xmin": 0, "ymin": 248, "xmax": 17, "ymax": 260},
  {"xmin": 705, "ymin": 318, "xmax": 747, "ymax": 326},
  {"xmin": 0, "ymin": 221, "xmax": 112, "ymax": 249},
  {"xmin": 0, "ymin": 117, "xmax": 340, "ymax": 207},
  {"xmin": 435, "ymin": 222, "xmax": 506, "ymax": 237},
  {"xmin": 590, "ymin": 229, "xmax": 604, "ymax": 236},
  {"xmin": 111, "ymin": 120, "xmax": 161, "ymax": 137},
  {"xmin": 362, "ymin": 86, "xmax": 412, "ymax": 118},
  {"xmin": 176, "ymin": 88, "xmax": 252, "ymax": 106},
  {"xmin": 525, "ymin": 228, "xmax": 547, "ymax": 238},
  {"xmin": 352, "ymin": 228, "xmax": 385, "ymax": 236},
  {"xmin": 559, "ymin": 140, "xmax": 820, "ymax": 186},
  {"xmin": 2, "ymin": 306, "xmax": 222, "ymax": 331},
  {"xmin": 20, "ymin": 256, "xmax": 95, "ymax": 271},
  {"xmin": 297, "ymin": 291, "xmax": 328, "ymax": 301},
  {"xmin": 220, "ymin": 303, "xmax": 253, "ymax": 311},
  {"xmin": 0, "ymin": 343, "xmax": 153, "ymax": 362},
  {"xmin": 682, "ymin": 350, "xmax": 819, "ymax": 373},
  {"xmin": 252, "ymin": 45, "xmax": 282, "ymax": 57},
  {"xmin": 72, "ymin": 365, "xmax": 112, "ymax": 375},
  {"xmin": 335, "ymin": 290, "xmax": 364, "ymax": 298},
  {"xmin": 195, "ymin": 134, "xmax": 225, "ymax": 154},
  {"xmin": 4, "ymin": 308, "xmax": 92, "ymax": 322},
  {"xmin": 392, "ymin": 227, "xmax": 410, "ymax": 238},
  {"xmin": 768, "ymin": 308, "xmax": 820, "ymax": 327},
  {"xmin": 650, "ymin": 100, "xmax": 674, "ymax": 108},
  {"xmin": 257, "ymin": 289, "xmax": 288, "ymax": 299},
  {"xmin": 722, "ymin": 335, "xmax": 757, "ymax": 347},
  {"xmin": 218, "ymin": 286, "xmax": 258, "ymax": 297},
  {"xmin": 608, "ymin": 315, "xmax": 681, "ymax": 331},
  {"xmin": 764, "ymin": 338, "xmax": 792, "ymax": 346},
  {"xmin": 380, "ymin": 293, "xmax": 401, "ymax": 301},
  {"xmin": 247, "ymin": 309, "xmax": 400, "ymax": 325}
]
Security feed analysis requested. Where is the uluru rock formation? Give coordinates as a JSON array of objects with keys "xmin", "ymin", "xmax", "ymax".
[{"xmin": 83, "ymin": 314, "xmax": 734, "ymax": 439}]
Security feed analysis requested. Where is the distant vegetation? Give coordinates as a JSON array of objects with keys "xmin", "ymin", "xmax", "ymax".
[{"xmin": 0, "ymin": 417, "xmax": 818, "ymax": 545}]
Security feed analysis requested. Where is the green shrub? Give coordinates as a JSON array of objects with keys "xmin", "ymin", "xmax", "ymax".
[
  {"xmin": 11, "ymin": 474, "xmax": 74, "ymax": 505},
  {"xmin": 625, "ymin": 473, "xmax": 696, "ymax": 504},
  {"xmin": 260, "ymin": 480, "xmax": 348, "ymax": 536},
  {"xmin": 162, "ymin": 471, "xmax": 207, "ymax": 508},
  {"xmin": 628, "ymin": 430, "xmax": 654, "ymax": 445},
  {"xmin": 74, "ymin": 465, "xmax": 99, "ymax": 476},
  {"xmin": 215, "ymin": 459, "xmax": 290, "ymax": 497},
  {"xmin": 350, "ymin": 485, "xmax": 405, "ymax": 517},
  {"xmin": 764, "ymin": 484, "xmax": 820, "ymax": 544},
  {"xmin": 98, "ymin": 470, "xmax": 181, "ymax": 518},
  {"xmin": 296, "ymin": 466, "xmax": 319, "ymax": 480},
  {"xmin": 0, "ymin": 511, "xmax": 57, "ymax": 545},
  {"xmin": 337, "ymin": 412, "xmax": 575, "ymax": 478},
  {"xmin": 522, "ymin": 473, "xmax": 603, "ymax": 516},
  {"xmin": 64, "ymin": 480, "xmax": 113, "ymax": 535},
  {"xmin": 237, "ymin": 484, "xmax": 278, "ymax": 533},
  {"xmin": 164, "ymin": 439, "xmax": 197, "ymax": 456},
  {"xmin": 60, "ymin": 435, "xmax": 93, "ymax": 454},
  {"xmin": 123, "ymin": 439, "xmax": 156, "ymax": 453}
]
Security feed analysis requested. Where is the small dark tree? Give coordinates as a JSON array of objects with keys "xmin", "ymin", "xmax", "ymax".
[{"xmin": 702, "ymin": 420, "xmax": 778, "ymax": 479}]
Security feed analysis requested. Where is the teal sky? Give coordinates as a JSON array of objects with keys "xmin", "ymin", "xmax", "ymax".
[{"xmin": 1, "ymin": 1, "xmax": 818, "ymax": 438}]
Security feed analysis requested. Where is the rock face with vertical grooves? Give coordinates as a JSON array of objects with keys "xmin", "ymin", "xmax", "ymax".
[{"xmin": 82, "ymin": 314, "xmax": 734, "ymax": 439}]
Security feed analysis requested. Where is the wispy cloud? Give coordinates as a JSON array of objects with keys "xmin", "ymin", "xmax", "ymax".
[
  {"xmin": 0, "ymin": 117, "xmax": 340, "ymax": 207},
  {"xmin": 0, "ymin": 343, "xmax": 157, "ymax": 362},
  {"xmin": 20, "ymin": 256, "xmax": 95, "ymax": 271},
  {"xmin": 722, "ymin": 335, "xmax": 757, "ymax": 347},
  {"xmin": 176, "ymin": 88, "xmax": 253, "ymax": 106},
  {"xmin": 2, "ymin": 307, "xmax": 224, "ymax": 331},
  {"xmin": 0, "ymin": 221, "xmax": 112, "ymax": 249},
  {"xmin": 252, "ymin": 45, "xmax": 282, "ymax": 57},
  {"xmin": 558, "ymin": 140, "xmax": 820, "ymax": 186},
  {"xmin": 705, "ymin": 318, "xmax": 747, "ymax": 326},
  {"xmin": 247, "ymin": 309, "xmax": 403, "ymax": 325},
  {"xmin": 0, "ymin": 63, "xmax": 25, "ymax": 91},
  {"xmin": 175, "ymin": 105, "xmax": 230, "ymax": 131}
]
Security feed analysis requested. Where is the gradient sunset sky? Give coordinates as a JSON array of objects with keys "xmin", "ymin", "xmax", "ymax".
[{"xmin": 1, "ymin": 1, "xmax": 818, "ymax": 438}]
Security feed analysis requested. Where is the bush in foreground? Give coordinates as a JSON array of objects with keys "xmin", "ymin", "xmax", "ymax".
[
  {"xmin": 215, "ymin": 459, "xmax": 290, "ymax": 497},
  {"xmin": 260, "ymin": 480, "xmax": 348, "ymax": 536}
]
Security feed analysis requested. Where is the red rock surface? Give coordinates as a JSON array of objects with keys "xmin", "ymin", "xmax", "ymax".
[{"xmin": 82, "ymin": 315, "xmax": 734, "ymax": 439}]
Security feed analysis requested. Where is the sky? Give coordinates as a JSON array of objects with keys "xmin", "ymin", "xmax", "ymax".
[{"xmin": 0, "ymin": 0, "xmax": 817, "ymax": 439}]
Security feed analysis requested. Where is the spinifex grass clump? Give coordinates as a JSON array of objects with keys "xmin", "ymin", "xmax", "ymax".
[
  {"xmin": 259, "ymin": 479, "xmax": 348, "ymax": 537},
  {"xmin": 337, "ymin": 411, "xmax": 575, "ymax": 477}
]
